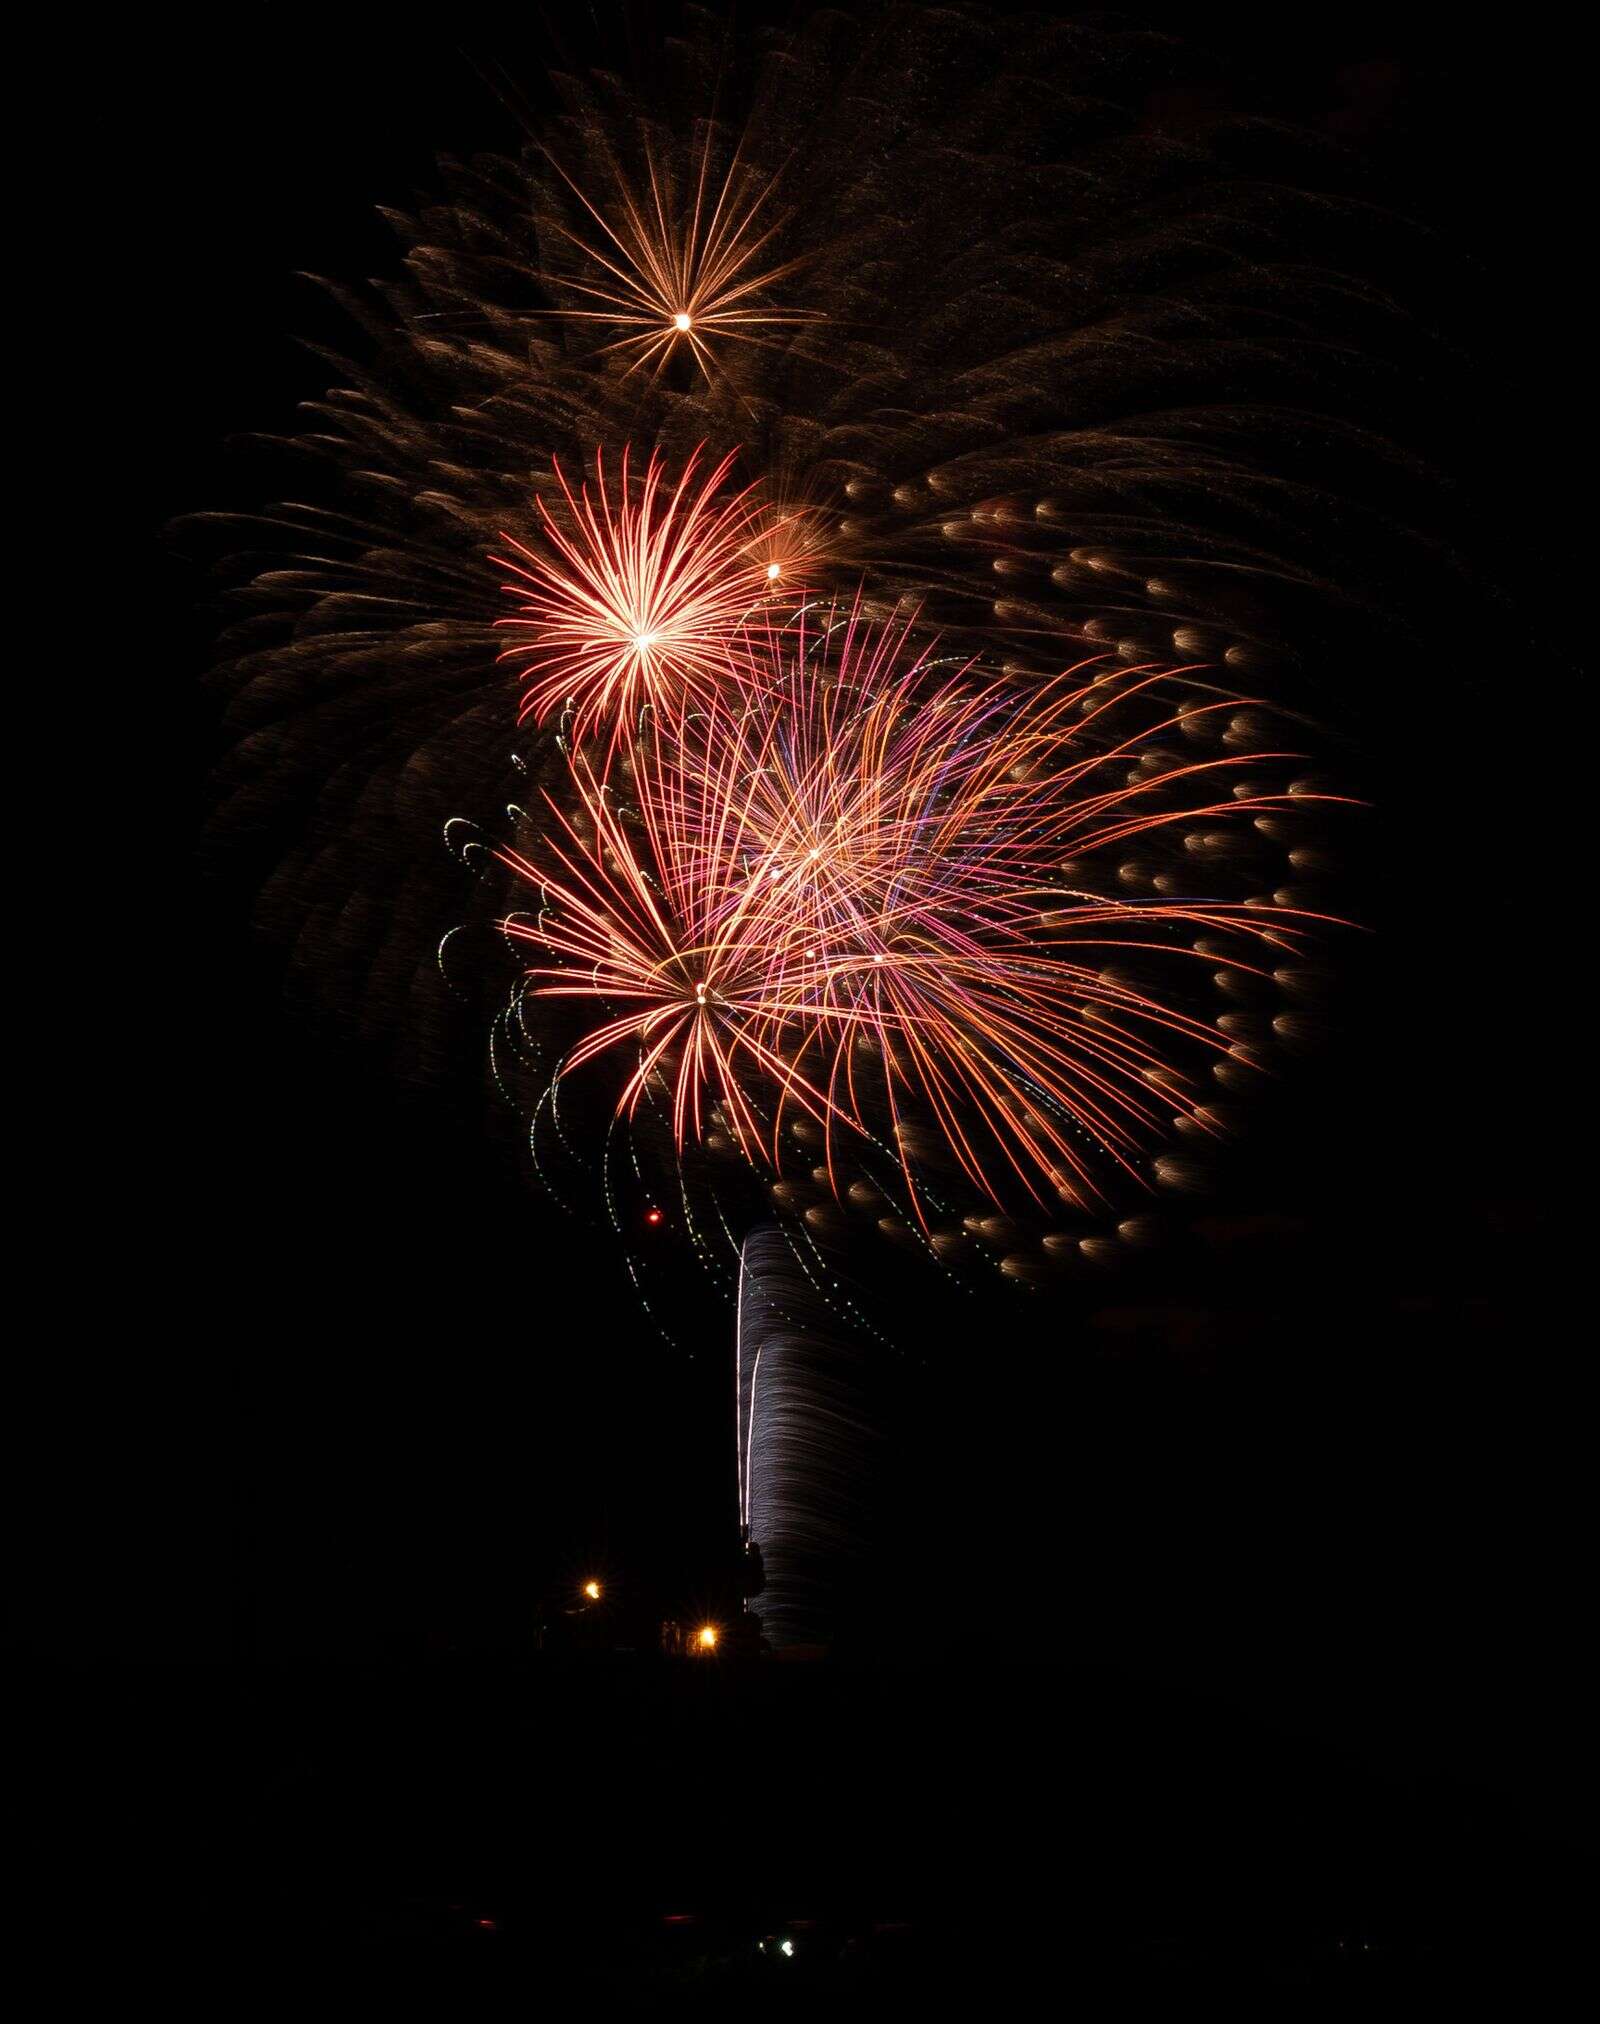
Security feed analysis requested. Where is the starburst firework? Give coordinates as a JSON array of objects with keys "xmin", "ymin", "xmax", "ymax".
[
  {"xmin": 539, "ymin": 123, "xmax": 823, "ymax": 381},
  {"xmin": 495, "ymin": 444, "xmax": 789, "ymax": 755}
]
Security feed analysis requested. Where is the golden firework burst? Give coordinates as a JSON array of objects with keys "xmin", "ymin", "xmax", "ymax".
[{"xmin": 538, "ymin": 125, "xmax": 823, "ymax": 381}]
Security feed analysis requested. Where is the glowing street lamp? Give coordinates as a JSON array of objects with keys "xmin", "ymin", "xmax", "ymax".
[
  {"xmin": 582, "ymin": 1580, "xmax": 601, "ymax": 1602},
  {"xmin": 695, "ymin": 1623, "xmax": 718, "ymax": 1651}
]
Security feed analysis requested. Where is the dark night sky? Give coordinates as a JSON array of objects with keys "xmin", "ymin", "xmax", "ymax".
[{"xmin": 44, "ymin": 3, "xmax": 1581, "ymax": 1890}]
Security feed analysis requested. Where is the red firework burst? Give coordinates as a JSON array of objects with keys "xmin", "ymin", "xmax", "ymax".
[{"xmin": 495, "ymin": 444, "xmax": 792, "ymax": 755}]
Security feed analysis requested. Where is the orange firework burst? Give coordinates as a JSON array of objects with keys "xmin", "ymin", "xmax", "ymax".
[
  {"xmin": 496, "ymin": 445, "xmax": 791, "ymax": 754},
  {"xmin": 498, "ymin": 605, "xmax": 1345, "ymax": 1220},
  {"xmin": 538, "ymin": 126, "xmax": 823, "ymax": 382}
]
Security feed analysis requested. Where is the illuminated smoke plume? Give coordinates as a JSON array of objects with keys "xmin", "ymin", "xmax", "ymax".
[{"xmin": 737, "ymin": 1225, "xmax": 879, "ymax": 1652}]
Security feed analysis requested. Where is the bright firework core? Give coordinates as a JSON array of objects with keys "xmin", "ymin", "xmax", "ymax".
[
  {"xmin": 536, "ymin": 127, "xmax": 823, "ymax": 382},
  {"xmin": 495, "ymin": 445, "xmax": 788, "ymax": 753}
]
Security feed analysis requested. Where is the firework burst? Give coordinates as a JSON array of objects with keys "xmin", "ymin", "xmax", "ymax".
[
  {"xmin": 495, "ymin": 747, "xmax": 844, "ymax": 1163},
  {"xmin": 538, "ymin": 122, "xmax": 824, "ymax": 382},
  {"xmin": 198, "ymin": 6, "xmax": 1404, "ymax": 1303},
  {"xmin": 495, "ymin": 444, "xmax": 794, "ymax": 756},
  {"xmin": 499, "ymin": 604, "xmax": 1343, "ymax": 1227}
]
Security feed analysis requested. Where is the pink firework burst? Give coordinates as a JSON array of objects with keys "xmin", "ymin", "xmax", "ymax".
[
  {"xmin": 495, "ymin": 444, "xmax": 791, "ymax": 757},
  {"xmin": 498, "ymin": 603, "xmax": 1346, "ymax": 1220}
]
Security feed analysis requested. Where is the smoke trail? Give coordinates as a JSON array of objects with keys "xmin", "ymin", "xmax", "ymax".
[{"xmin": 736, "ymin": 1224, "xmax": 881, "ymax": 1652}]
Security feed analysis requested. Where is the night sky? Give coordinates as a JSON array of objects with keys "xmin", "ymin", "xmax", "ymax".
[{"xmin": 45, "ymin": 0, "xmax": 1583, "ymax": 1972}]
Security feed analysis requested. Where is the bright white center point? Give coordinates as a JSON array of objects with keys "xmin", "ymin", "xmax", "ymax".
[
  {"xmin": 632, "ymin": 631, "xmax": 657, "ymax": 651},
  {"xmin": 673, "ymin": 311, "xmax": 692, "ymax": 332},
  {"xmin": 766, "ymin": 562, "xmax": 781, "ymax": 580}
]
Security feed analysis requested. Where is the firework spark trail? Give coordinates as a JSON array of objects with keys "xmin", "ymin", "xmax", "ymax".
[{"xmin": 499, "ymin": 603, "xmax": 1346, "ymax": 1222}]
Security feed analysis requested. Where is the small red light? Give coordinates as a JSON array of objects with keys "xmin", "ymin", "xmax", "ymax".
[{"xmin": 646, "ymin": 1208, "xmax": 663, "ymax": 1225}]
